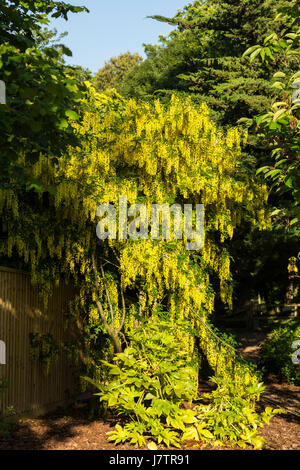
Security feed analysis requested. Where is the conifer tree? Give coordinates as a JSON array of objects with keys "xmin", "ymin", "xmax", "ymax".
[{"xmin": 121, "ymin": 0, "xmax": 292, "ymax": 128}]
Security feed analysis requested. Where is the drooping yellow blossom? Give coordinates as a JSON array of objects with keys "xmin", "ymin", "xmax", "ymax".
[{"xmin": 0, "ymin": 87, "xmax": 270, "ymax": 388}]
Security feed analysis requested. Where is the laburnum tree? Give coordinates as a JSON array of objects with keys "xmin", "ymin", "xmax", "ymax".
[
  {"xmin": 0, "ymin": 87, "xmax": 270, "ymax": 341},
  {"xmin": 0, "ymin": 84, "xmax": 281, "ymax": 446}
]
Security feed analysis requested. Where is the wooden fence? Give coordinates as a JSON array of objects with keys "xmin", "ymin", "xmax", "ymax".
[{"xmin": 0, "ymin": 267, "xmax": 79, "ymax": 416}]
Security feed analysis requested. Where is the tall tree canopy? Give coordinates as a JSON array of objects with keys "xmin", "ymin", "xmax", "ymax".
[
  {"xmin": 0, "ymin": 88, "xmax": 270, "ymax": 432},
  {"xmin": 0, "ymin": 0, "xmax": 88, "ymax": 49},
  {"xmin": 121, "ymin": 0, "xmax": 292, "ymax": 127},
  {"xmin": 244, "ymin": 2, "xmax": 300, "ymax": 221},
  {"xmin": 0, "ymin": 0, "xmax": 89, "ymax": 190},
  {"xmin": 94, "ymin": 52, "xmax": 142, "ymax": 93}
]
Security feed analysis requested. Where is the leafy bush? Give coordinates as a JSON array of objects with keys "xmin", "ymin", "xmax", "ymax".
[
  {"xmin": 184, "ymin": 375, "xmax": 282, "ymax": 450},
  {"xmin": 29, "ymin": 332, "xmax": 59, "ymax": 375},
  {"xmin": 85, "ymin": 318, "xmax": 282, "ymax": 449},
  {"xmin": 208, "ymin": 323, "xmax": 242, "ymax": 349},
  {"xmin": 84, "ymin": 317, "xmax": 199, "ymax": 448},
  {"xmin": 262, "ymin": 324, "xmax": 300, "ymax": 385}
]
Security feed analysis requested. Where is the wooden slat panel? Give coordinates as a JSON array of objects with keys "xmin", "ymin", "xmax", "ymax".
[{"xmin": 0, "ymin": 268, "xmax": 78, "ymax": 415}]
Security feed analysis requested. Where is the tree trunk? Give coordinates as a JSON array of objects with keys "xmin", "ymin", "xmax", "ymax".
[{"xmin": 111, "ymin": 332, "xmax": 123, "ymax": 354}]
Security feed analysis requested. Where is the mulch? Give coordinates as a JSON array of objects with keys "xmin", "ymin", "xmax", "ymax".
[{"xmin": 0, "ymin": 379, "xmax": 299, "ymax": 451}]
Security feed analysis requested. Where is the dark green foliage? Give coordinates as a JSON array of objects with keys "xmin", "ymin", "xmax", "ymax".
[
  {"xmin": 121, "ymin": 0, "xmax": 290, "ymax": 127},
  {"xmin": 230, "ymin": 224, "xmax": 299, "ymax": 310},
  {"xmin": 235, "ymin": 3, "xmax": 300, "ymax": 311},
  {"xmin": 0, "ymin": 0, "xmax": 89, "ymax": 189},
  {"xmin": 29, "ymin": 332, "xmax": 59, "ymax": 374},
  {"xmin": 244, "ymin": 3, "xmax": 300, "ymax": 224},
  {"xmin": 119, "ymin": 29, "xmax": 203, "ymax": 102},
  {"xmin": 262, "ymin": 323, "xmax": 300, "ymax": 384}
]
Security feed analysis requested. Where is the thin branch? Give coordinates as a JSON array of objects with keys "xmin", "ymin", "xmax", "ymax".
[
  {"xmin": 100, "ymin": 257, "xmax": 119, "ymax": 269},
  {"xmin": 138, "ymin": 291, "xmax": 144, "ymax": 316},
  {"xmin": 120, "ymin": 331, "xmax": 129, "ymax": 349},
  {"xmin": 100, "ymin": 262, "xmax": 115, "ymax": 328},
  {"xmin": 91, "ymin": 254, "xmax": 123, "ymax": 353},
  {"xmin": 112, "ymin": 246, "xmax": 121, "ymax": 263},
  {"xmin": 118, "ymin": 288, "xmax": 127, "ymax": 333}
]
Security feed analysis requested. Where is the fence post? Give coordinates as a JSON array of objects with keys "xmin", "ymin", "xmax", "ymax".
[
  {"xmin": 0, "ymin": 80, "xmax": 6, "ymax": 104},
  {"xmin": 0, "ymin": 340, "xmax": 6, "ymax": 365}
]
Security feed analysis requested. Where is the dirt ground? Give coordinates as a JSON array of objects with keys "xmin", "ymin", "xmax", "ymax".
[
  {"xmin": 0, "ymin": 330, "xmax": 299, "ymax": 451},
  {"xmin": 0, "ymin": 386, "xmax": 299, "ymax": 451}
]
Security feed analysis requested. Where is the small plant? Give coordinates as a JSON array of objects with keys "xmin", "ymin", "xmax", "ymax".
[
  {"xmin": 262, "ymin": 324, "xmax": 300, "ymax": 385},
  {"xmin": 0, "ymin": 405, "xmax": 16, "ymax": 439},
  {"xmin": 84, "ymin": 317, "xmax": 199, "ymax": 448},
  {"xmin": 182, "ymin": 375, "xmax": 282, "ymax": 449},
  {"xmin": 29, "ymin": 333, "xmax": 59, "ymax": 375},
  {"xmin": 84, "ymin": 317, "xmax": 282, "ymax": 449}
]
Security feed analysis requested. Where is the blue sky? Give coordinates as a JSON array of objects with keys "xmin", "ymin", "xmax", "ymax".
[{"xmin": 48, "ymin": 1, "xmax": 186, "ymax": 74}]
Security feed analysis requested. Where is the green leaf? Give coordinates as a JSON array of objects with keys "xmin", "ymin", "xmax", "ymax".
[
  {"xmin": 198, "ymin": 428, "xmax": 214, "ymax": 439},
  {"xmin": 256, "ymin": 166, "xmax": 270, "ymax": 175},
  {"xmin": 290, "ymin": 218, "xmax": 299, "ymax": 227},
  {"xmin": 65, "ymin": 109, "xmax": 80, "ymax": 120},
  {"xmin": 271, "ymin": 82, "xmax": 285, "ymax": 90},
  {"xmin": 285, "ymin": 177, "xmax": 293, "ymax": 189},
  {"xmin": 57, "ymin": 118, "xmax": 69, "ymax": 129},
  {"xmin": 28, "ymin": 183, "xmax": 42, "ymax": 193},
  {"xmin": 273, "ymin": 72, "xmax": 286, "ymax": 79},
  {"xmin": 249, "ymin": 47, "xmax": 262, "ymax": 62},
  {"xmin": 273, "ymin": 109, "xmax": 287, "ymax": 121},
  {"xmin": 264, "ymin": 169, "xmax": 281, "ymax": 178},
  {"xmin": 182, "ymin": 426, "xmax": 199, "ymax": 442},
  {"xmin": 243, "ymin": 45, "xmax": 260, "ymax": 57},
  {"xmin": 264, "ymin": 33, "xmax": 277, "ymax": 44}
]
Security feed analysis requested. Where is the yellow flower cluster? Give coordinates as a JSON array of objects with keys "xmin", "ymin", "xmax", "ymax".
[{"xmin": 0, "ymin": 86, "xmax": 270, "ymax": 390}]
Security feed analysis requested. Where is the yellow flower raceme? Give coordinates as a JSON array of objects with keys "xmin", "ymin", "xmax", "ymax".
[{"xmin": 0, "ymin": 88, "xmax": 269, "ymax": 393}]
